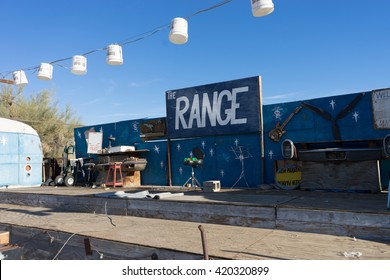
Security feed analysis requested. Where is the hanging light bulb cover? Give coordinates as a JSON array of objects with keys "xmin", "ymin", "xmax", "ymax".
[
  {"xmin": 106, "ymin": 44, "xmax": 123, "ymax": 65},
  {"xmin": 37, "ymin": 63, "xmax": 53, "ymax": 80},
  {"xmin": 71, "ymin": 55, "xmax": 87, "ymax": 75},
  {"xmin": 251, "ymin": 0, "xmax": 274, "ymax": 17},
  {"xmin": 13, "ymin": 70, "xmax": 28, "ymax": 86},
  {"xmin": 169, "ymin": 17, "xmax": 188, "ymax": 44}
]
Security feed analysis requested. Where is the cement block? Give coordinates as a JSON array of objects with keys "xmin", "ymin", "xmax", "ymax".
[{"xmin": 203, "ymin": 180, "xmax": 221, "ymax": 192}]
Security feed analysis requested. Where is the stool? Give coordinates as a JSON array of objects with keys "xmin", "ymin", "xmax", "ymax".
[{"xmin": 105, "ymin": 163, "xmax": 123, "ymax": 187}]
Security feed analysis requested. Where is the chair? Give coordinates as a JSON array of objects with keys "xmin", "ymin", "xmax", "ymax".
[{"xmin": 183, "ymin": 147, "xmax": 204, "ymax": 188}]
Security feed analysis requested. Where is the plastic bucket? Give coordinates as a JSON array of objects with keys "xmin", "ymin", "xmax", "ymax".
[
  {"xmin": 71, "ymin": 55, "xmax": 87, "ymax": 75},
  {"xmin": 12, "ymin": 70, "xmax": 28, "ymax": 86},
  {"xmin": 169, "ymin": 17, "xmax": 188, "ymax": 44},
  {"xmin": 106, "ymin": 44, "xmax": 123, "ymax": 65},
  {"xmin": 37, "ymin": 63, "xmax": 53, "ymax": 80},
  {"xmin": 251, "ymin": 0, "xmax": 274, "ymax": 17}
]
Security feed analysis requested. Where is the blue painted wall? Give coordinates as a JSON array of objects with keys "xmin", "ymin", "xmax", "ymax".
[
  {"xmin": 74, "ymin": 84, "xmax": 390, "ymax": 189},
  {"xmin": 168, "ymin": 134, "xmax": 261, "ymax": 188},
  {"xmin": 263, "ymin": 91, "xmax": 390, "ymax": 186}
]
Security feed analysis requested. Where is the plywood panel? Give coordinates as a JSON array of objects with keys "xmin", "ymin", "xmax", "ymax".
[{"xmin": 300, "ymin": 160, "xmax": 381, "ymax": 192}]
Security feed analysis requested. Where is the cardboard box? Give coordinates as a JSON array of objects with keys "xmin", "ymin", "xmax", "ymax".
[
  {"xmin": 109, "ymin": 146, "xmax": 135, "ymax": 153},
  {"xmin": 0, "ymin": 231, "xmax": 10, "ymax": 245}
]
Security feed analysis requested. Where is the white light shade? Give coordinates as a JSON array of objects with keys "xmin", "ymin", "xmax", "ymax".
[
  {"xmin": 13, "ymin": 70, "xmax": 28, "ymax": 86},
  {"xmin": 37, "ymin": 63, "xmax": 53, "ymax": 80},
  {"xmin": 169, "ymin": 17, "xmax": 188, "ymax": 44},
  {"xmin": 251, "ymin": 0, "xmax": 274, "ymax": 17},
  {"xmin": 106, "ymin": 44, "xmax": 123, "ymax": 65},
  {"xmin": 71, "ymin": 55, "xmax": 87, "ymax": 75}
]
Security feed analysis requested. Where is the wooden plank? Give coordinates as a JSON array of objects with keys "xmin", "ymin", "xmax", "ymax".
[
  {"xmin": 0, "ymin": 231, "xmax": 10, "ymax": 245},
  {"xmin": 300, "ymin": 160, "xmax": 381, "ymax": 192},
  {"xmin": 371, "ymin": 89, "xmax": 390, "ymax": 129},
  {"xmin": 0, "ymin": 79, "xmax": 14, "ymax": 85}
]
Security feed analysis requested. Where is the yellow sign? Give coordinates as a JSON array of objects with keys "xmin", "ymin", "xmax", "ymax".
[{"xmin": 275, "ymin": 165, "xmax": 302, "ymax": 190}]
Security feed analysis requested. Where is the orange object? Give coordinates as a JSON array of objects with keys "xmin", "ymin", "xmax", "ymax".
[{"xmin": 105, "ymin": 163, "xmax": 123, "ymax": 188}]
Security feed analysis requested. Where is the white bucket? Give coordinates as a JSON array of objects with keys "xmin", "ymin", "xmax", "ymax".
[
  {"xmin": 251, "ymin": 0, "xmax": 274, "ymax": 17},
  {"xmin": 106, "ymin": 44, "xmax": 123, "ymax": 65},
  {"xmin": 37, "ymin": 63, "xmax": 53, "ymax": 80},
  {"xmin": 71, "ymin": 55, "xmax": 87, "ymax": 75},
  {"xmin": 169, "ymin": 17, "xmax": 188, "ymax": 44},
  {"xmin": 12, "ymin": 70, "xmax": 28, "ymax": 86}
]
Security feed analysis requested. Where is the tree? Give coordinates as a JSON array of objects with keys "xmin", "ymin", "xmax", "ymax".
[{"xmin": 0, "ymin": 85, "xmax": 82, "ymax": 158}]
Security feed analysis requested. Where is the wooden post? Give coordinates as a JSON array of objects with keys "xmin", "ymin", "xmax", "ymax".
[
  {"xmin": 84, "ymin": 238, "xmax": 93, "ymax": 256},
  {"xmin": 258, "ymin": 76, "xmax": 265, "ymax": 184},
  {"xmin": 198, "ymin": 225, "xmax": 209, "ymax": 260},
  {"xmin": 166, "ymin": 138, "xmax": 172, "ymax": 186},
  {"xmin": 0, "ymin": 79, "xmax": 14, "ymax": 85}
]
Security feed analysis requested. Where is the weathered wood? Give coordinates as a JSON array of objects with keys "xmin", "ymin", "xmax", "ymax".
[
  {"xmin": 123, "ymin": 171, "xmax": 141, "ymax": 187},
  {"xmin": 0, "ymin": 231, "xmax": 10, "ymax": 245},
  {"xmin": 300, "ymin": 160, "xmax": 381, "ymax": 192},
  {"xmin": 0, "ymin": 187, "xmax": 389, "ymax": 243},
  {"xmin": 1, "ymin": 208, "xmax": 390, "ymax": 260},
  {"xmin": 0, "ymin": 79, "xmax": 14, "ymax": 85}
]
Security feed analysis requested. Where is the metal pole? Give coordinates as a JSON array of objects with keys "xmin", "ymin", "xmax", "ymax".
[
  {"xmin": 198, "ymin": 225, "xmax": 209, "ymax": 260},
  {"xmin": 166, "ymin": 138, "xmax": 172, "ymax": 186}
]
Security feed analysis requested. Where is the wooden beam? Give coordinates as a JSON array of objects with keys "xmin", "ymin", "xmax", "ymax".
[{"xmin": 0, "ymin": 79, "xmax": 14, "ymax": 85}]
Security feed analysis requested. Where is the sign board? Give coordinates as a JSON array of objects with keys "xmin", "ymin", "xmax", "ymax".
[
  {"xmin": 166, "ymin": 76, "xmax": 262, "ymax": 139},
  {"xmin": 87, "ymin": 132, "xmax": 103, "ymax": 154},
  {"xmin": 275, "ymin": 165, "xmax": 302, "ymax": 190},
  {"xmin": 372, "ymin": 88, "xmax": 390, "ymax": 129},
  {"xmin": 140, "ymin": 118, "xmax": 166, "ymax": 140}
]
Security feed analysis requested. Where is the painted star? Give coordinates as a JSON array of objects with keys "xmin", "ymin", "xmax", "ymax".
[
  {"xmin": 0, "ymin": 136, "xmax": 7, "ymax": 146},
  {"xmin": 352, "ymin": 111, "xmax": 360, "ymax": 122},
  {"xmin": 329, "ymin": 99, "xmax": 336, "ymax": 110},
  {"xmin": 132, "ymin": 121, "xmax": 139, "ymax": 132},
  {"xmin": 153, "ymin": 145, "xmax": 160, "ymax": 154}
]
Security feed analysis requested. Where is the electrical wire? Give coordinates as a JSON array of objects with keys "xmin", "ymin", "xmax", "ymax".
[
  {"xmin": 0, "ymin": 0, "xmax": 235, "ymax": 79},
  {"xmin": 52, "ymin": 232, "xmax": 77, "ymax": 260}
]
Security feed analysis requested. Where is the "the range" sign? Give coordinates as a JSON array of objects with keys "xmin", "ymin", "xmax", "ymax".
[{"xmin": 166, "ymin": 76, "xmax": 262, "ymax": 139}]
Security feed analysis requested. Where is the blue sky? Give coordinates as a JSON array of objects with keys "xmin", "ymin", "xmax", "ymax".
[{"xmin": 1, "ymin": 0, "xmax": 389, "ymax": 125}]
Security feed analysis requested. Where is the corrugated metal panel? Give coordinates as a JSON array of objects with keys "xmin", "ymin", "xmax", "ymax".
[{"xmin": 0, "ymin": 131, "xmax": 42, "ymax": 187}]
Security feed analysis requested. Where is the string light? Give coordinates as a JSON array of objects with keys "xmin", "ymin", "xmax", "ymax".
[
  {"xmin": 0, "ymin": 0, "xmax": 274, "ymax": 86},
  {"xmin": 251, "ymin": 0, "xmax": 275, "ymax": 17},
  {"xmin": 37, "ymin": 63, "xmax": 53, "ymax": 80}
]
